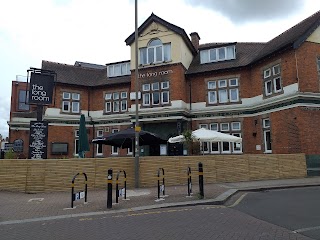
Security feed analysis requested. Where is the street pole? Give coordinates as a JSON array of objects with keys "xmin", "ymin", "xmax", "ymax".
[{"xmin": 134, "ymin": 0, "xmax": 140, "ymax": 188}]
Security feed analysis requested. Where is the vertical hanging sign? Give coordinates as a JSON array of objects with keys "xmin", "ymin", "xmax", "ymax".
[
  {"xmin": 28, "ymin": 121, "xmax": 48, "ymax": 159},
  {"xmin": 28, "ymin": 72, "xmax": 55, "ymax": 105}
]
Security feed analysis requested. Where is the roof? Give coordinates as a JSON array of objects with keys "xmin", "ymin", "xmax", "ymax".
[
  {"xmin": 186, "ymin": 42, "xmax": 266, "ymax": 75},
  {"xmin": 125, "ymin": 13, "xmax": 197, "ymax": 55},
  {"xmin": 41, "ymin": 61, "xmax": 131, "ymax": 87},
  {"xmin": 254, "ymin": 10, "xmax": 320, "ymax": 62},
  {"xmin": 187, "ymin": 10, "xmax": 320, "ymax": 75}
]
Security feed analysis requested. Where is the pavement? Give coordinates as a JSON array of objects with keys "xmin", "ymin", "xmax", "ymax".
[{"xmin": 1, "ymin": 176, "xmax": 320, "ymax": 225}]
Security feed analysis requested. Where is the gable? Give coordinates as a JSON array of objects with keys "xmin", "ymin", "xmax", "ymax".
[{"xmin": 307, "ymin": 26, "xmax": 320, "ymax": 43}]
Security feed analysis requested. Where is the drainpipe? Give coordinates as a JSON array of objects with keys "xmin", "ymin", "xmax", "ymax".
[
  {"xmin": 189, "ymin": 79, "xmax": 192, "ymax": 130},
  {"xmin": 294, "ymin": 50, "xmax": 300, "ymax": 92}
]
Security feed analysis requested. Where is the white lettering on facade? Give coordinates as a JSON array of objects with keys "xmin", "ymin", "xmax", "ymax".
[{"xmin": 138, "ymin": 70, "xmax": 173, "ymax": 79}]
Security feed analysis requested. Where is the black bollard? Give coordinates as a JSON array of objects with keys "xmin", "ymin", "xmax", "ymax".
[
  {"xmin": 187, "ymin": 166, "xmax": 192, "ymax": 196},
  {"xmin": 198, "ymin": 162, "xmax": 204, "ymax": 198},
  {"xmin": 107, "ymin": 169, "xmax": 113, "ymax": 209}
]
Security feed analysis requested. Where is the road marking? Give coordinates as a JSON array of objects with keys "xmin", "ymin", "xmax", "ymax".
[
  {"xmin": 112, "ymin": 208, "xmax": 193, "ymax": 218},
  {"xmin": 79, "ymin": 218, "xmax": 93, "ymax": 221},
  {"xmin": 228, "ymin": 193, "xmax": 248, "ymax": 208},
  {"xmin": 293, "ymin": 225, "xmax": 320, "ymax": 233},
  {"xmin": 202, "ymin": 206, "xmax": 226, "ymax": 209},
  {"xmin": 28, "ymin": 198, "xmax": 44, "ymax": 203}
]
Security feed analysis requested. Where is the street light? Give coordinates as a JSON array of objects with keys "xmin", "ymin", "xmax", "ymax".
[{"xmin": 134, "ymin": 0, "xmax": 140, "ymax": 188}]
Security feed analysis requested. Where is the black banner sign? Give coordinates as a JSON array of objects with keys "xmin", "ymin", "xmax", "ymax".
[
  {"xmin": 28, "ymin": 121, "xmax": 48, "ymax": 159},
  {"xmin": 28, "ymin": 72, "xmax": 54, "ymax": 105}
]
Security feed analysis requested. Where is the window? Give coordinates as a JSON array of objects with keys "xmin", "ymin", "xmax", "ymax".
[
  {"xmin": 62, "ymin": 92, "xmax": 80, "ymax": 113},
  {"xmin": 139, "ymin": 39, "xmax": 171, "ymax": 65},
  {"xmin": 141, "ymin": 81, "xmax": 170, "ymax": 107},
  {"xmin": 105, "ymin": 91, "xmax": 128, "ymax": 113},
  {"xmin": 263, "ymin": 118, "xmax": 272, "ymax": 153},
  {"xmin": 107, "ymin": 62, "xmax": 130, "ymax": 77},
  {"xmin": 18, "ymin": 90, "xmax": 29, "ymax": 111},
  {"xmin": 207, "ymin": 78, "xmax": 239, "ymax": 104},
  {"xmin": 96, "ymin": 130, "xmax": 103, "ymax": 156},
  {"xmin": 200, "ymin": 45, "xmax": 236, "ymax": 64},
  {"xmin": 111, "ymin": 129, "xmax": 119, "ymax": 155},
  {"xmin": 74, "ymin": 130, "xmax": 79, "ymax": 156},
  {"xmin": 51, "ymin": 142, "xmax": 68, "ymax": 155},
  {"xmin": 201, "ymin": 121, "xmax": 242, "ymax": 154},
  {"xmin": 263, "ymin": 63, "xmax": 282, "ymax": 97},
  {"xmin": 317, "ymin": 57, "xmax": 320, "ymax": 72}
]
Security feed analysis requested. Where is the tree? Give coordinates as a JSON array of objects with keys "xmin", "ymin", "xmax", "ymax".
[{"xmin": 182, "ymin": 130, "xmax": 200, "ymax": 155}]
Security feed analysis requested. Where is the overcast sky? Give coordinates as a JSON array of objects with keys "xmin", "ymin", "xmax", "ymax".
[{"xmin": 0, "ymin": 0, "xmax": 319, "ymax": 139}]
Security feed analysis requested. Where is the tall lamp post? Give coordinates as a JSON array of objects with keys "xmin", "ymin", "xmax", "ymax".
[{"xmin": 134, "ymin": 0, "xmax": 140, "ymax": 188}]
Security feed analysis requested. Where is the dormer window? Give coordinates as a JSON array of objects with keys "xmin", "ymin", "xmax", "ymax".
[
  {"xmin": 107, "ymin": 62, "xmax": 130, "ymax": 78},
  {"xmin": 140, "ymin": 39, "xmax": 171, "ymax": 65},
  {"xmin": 200, "ymin": 45, "xmax": 236, "ymax": 64}
]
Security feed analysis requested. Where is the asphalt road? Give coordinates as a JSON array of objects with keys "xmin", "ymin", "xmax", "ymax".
[
  {"xmin": 0, "ymin": 205, "xmax": 311, "ymax": 240},
  {"xmin": 233, "ymin": 186, "xmax": 320, "ymax": 240}
]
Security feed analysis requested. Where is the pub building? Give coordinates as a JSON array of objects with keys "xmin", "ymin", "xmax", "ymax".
[{"xmin": 7, "ymin": 11, "xmax": 320, "ymax": 160}]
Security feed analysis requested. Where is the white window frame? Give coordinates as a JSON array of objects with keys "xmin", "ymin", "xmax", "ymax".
[
  {"xmin": 210, "ymin": 141, "xmax": 220, "ymax": 154},
  {"xmin": 142, "ymin": 84, "xmax": 150, "ymax": 91},
  {"xmin": 264, "ymin": 130, "xmax": 272, "ymax": 153},
  {"xmin": 71, "ymin": 101, "xmax": 80, "ymax": 113},
  {"xmin": 121, "ymin": 92, "xmax": 127, "ymax": 99},
  {"xmin": 72, "ymin": 93, "xmax": 80, "ymax": 100},
  {"xmin": 263, "ymin": 119, "xmax": 270, "ymax": 128},
  {"xmin": 142, "ymin": 93, "xmax": 150, "ymax": 106},
  {"xmin": 200, "ymin": 141, "xmax": 210, "ymax": 154},
  {"xmin": 127, "ymin": 146, "xmax": 133, "ymax": 155},
  {"xmin": 113, "ymin": 101, "xmax": 120, "ymax": 112},
  {"xmin": 264, "ymin": 69, "xmax": 271, "ymax": 79},
  {"xmin": 152, "ymin": 92, "xmax": 160, "ymax": 105},
  {"xmin": 113, "ymin": 92, "xmax": 119, "ymax": 100},
  {"xmin": 231, "ymin": 122, "xmax": 241, "ymax": 131},
  {"xmin": 218, "ymin": 80, "xmax": 227, "ymax": 88},
  {"xmin": 74, "ymin": 139, "xmax": 79, "ymax": 156},
  {"xmin": 232, "ymin": 133, "xmax": 242, "ymax": 153},
  {"xmin": 96, "ymin": 130, "xmax": 104, "ymax": 156},
  {"xmin": 107, "ymin": 62, "xmax": 130, "ymax": 77},
  {"xmin": 273, "ymin": 77, "xmax": 282, "ymax": 93},
  {"xmin": 208, "ymin": 81, "xmax": 216, "ymax": 89},
  {"xmin": 200, "ymin": 45, "xmax": 235, "ymax": 64},
  {"xmin": 62, "ymin": 101, "xmax": 70, "ymax": 112},
  {"xmin": 229, "ymin": 78, "xmax": 238, "ymax": 87},
  {"xmin": 220, "ymin": 123, "xmax": 229, "ymax": 131},
  {"xmin": 161, "ymin": 91, "xmax": 170, "ymax": 104},
  {"xmin": 161, "ymin": 81, "xmax": 169, "ymax": 89},
  {"xmin": 63, "ymin": 92, "xmax": 71, "ymax": 99},
  {"xmin": 265, "ymin": 80, "xmax": 272, "ymax": 96},
  {"xmin": 208, "ymin": 91, "xmax": 217, "ymax": 104},
  {"xmin": 139, "ymin": 39, "xmax": 171, "ymax": 65},
  {"xmin": 210, "ymin": 123, "xmax": 218, "ymax": 131},
  {"xmin": 121, "ymin": 100, "xmax": 127, "ymax": 112},
  {"xmin": 152, "ymin": 82, "xmax": 160, "ymax": 91},
  {"xmin": 229, "ymin": 88, "xmax": 239, "ymax": 102},
  {"xmin": 199, "ymin": 124, "xmax": 208, "ymax": 129},
  {"xmin": 221, "ymin": 141, "xmax": 231, "ymax": 154},
  {"xmin": 105, "ymin": 93, "xmax": 112, "ymax": 100},
  {"xmin": 218, "ymin": 89, "xmax": 228, "ymax": 103},
  {"xmin": 111, "ymin": 129, "xmax": 119, "ymax": 155},
  {"xmin": 272, "ymin": 64, "xmax": 280, "ymax": 75},
  {"xmin": 105, "ymin": 102, "xmax": 112, "ymax": 113}
]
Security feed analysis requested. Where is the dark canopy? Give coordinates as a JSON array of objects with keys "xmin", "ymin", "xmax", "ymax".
[{"xmin": 92, "ymin": 127, "xmax": 167, "ymax": 149}]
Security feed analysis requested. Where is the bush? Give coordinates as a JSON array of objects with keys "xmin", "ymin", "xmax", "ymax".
[{"xmin": 4, "ymin": 149, "xmax": 16, "ymax": 159}]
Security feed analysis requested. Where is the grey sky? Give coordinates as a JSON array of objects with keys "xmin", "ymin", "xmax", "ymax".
[{"xmin": 185, "ymin": 0, "xmax": 305, "ymax": 23}]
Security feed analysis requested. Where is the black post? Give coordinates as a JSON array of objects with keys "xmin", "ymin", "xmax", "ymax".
[
  {"xmin": 157, "ymin": 169, "xmax": 160, "ymax": 199},
  {"xmin": 36, "ymin": 105, "xmax": 43, "ymax": 121},
  {"xmin": 187, "ymin": 166, "xmax": 192, "ymax": 196},
  {"xmin": 83, "ymin": 173, "xmax": 88, "ymax": 203},
  {"xmin": 116, "ymin": 173, "xmax": 119, "ymax": 204},
  {"xmin": 162, "ymin": 168, "xmax": 165, "ymax": 196},
  {"xmin": 123, "ymin": 170, "xmax": 127, "ymax": 200},
  {"xmin": 107, "ymin": 169, "xmax": 113, "ymax": 209},
  {"xmin": 198, "ymin": 162, "xmax": 204, "ymax": 198}
]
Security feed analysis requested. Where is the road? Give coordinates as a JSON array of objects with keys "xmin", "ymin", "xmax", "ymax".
[
  {"xmin": 0, "ymin": 204, "xmax": 310, "ymax": 240},
  {"xmin": 233, "ymin": 186, "xmax": 320, "ymax": 240}
]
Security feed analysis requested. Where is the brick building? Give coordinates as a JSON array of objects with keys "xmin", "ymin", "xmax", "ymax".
[{"xmin": 8, "ymin": 11, "xmax": 320, "ymax": 159}]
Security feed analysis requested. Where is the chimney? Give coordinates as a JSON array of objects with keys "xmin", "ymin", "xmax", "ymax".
[{"xmin": 190, "ymin": 32, "xmax": 200, "ymax": 51}]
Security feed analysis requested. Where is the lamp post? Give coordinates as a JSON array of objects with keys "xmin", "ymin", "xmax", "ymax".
[{"xmin": 134, "ymin": 0, "xmax": 140, "ymax": 188}]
